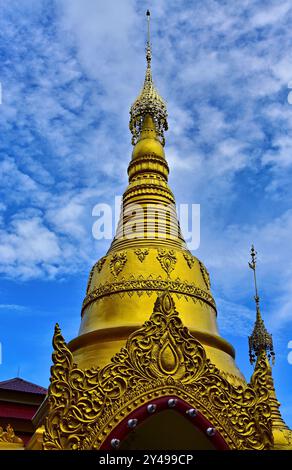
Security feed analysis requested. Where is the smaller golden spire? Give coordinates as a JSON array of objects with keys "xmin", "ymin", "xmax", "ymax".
[
  {"xmin": 129, "ymin": 10, "xmax": 168, "ymax": 146},
  {"xmin": 248, "ymin": 245, "xmax": 275, "ymax": 365}
]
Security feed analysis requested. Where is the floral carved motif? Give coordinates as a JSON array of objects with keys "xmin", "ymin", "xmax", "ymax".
[
  {"xmin": 157, "ymin": 249, "xmax": 177, "ymax": 275},
  {"xmin": 44, "ymin": 291, "xmax": 273, "ymax": 451},
  {"xmin": 110, "ymin": 252, "xmax": 127, "ymax": 277},
  {"xmin": 134, "ymin": 248, "xmax": 149, "ymax": 263}
]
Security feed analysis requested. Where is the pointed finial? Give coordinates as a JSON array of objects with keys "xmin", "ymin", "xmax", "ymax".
[
  {"xmin": 248, "ymin": 244, "xmax": 260, "ymax": 314},
  {"xmin": 248, "ymin": 245, "xmax": 275, "ymax": 365},
  {"xmin": 129, "ymin": 11, "xmax": 168, "ymax": 146},
  {"xmin": 146, "ymin": 10, "xmax": 151, "ymax": 66}
]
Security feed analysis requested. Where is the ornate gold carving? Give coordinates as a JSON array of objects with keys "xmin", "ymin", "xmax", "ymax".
[
  {"xmin": 0, "ymin": 425, "xmax": 23, "ymax": 444},
  {"xmin": 86, "ymin": 257, "xmax": 106, "ymax": 294},
  {"xmin": 134, "ymin": 248, "xmax": 149, "ymax": 263},
  {"xmin": 183, "ymin": 251, "xmax": 195, "ymax": 269},
  {"xmin": 157, "ymin": 248, "xmax": 177, "ymax": 275},
  {"xmin": 110, "ymin": 252, "xmax": 127, "ymax": 277},
  {"xmin": 44, "ymin": 292, "xmax": 273, "ymax": 450},
  {"xmin": 81, "ymin": 275, "xmax": 216, "ymax": 313},
  {"xmin": 199, "ymin": 261, "xmax": 211, "ymax": 290}
]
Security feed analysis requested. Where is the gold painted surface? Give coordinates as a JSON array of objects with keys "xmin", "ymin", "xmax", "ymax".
[
  {"xmin": 26, "ymin": 426, "xmax": 45, "ymax": 450},
  {"xmin": 44, "ymin": 292, "xmax": 274, "ymax": 450},
  {"xmin": 73, "ymin": 244, "xmax": 243, "ymax": 380}
]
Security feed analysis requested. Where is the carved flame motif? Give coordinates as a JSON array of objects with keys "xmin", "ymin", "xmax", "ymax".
[
  {"xmin": 199, "ymin": 261, "xmax": 211, "ymax": 290},
  {"xmin": 44, "ymin": 291, "xmax": 274, "ymax": 451},
  {"xmin": 183, "ymin": 251, "xmax": 195, "ymax": 269},
  {"xmin": 96, "ymin": 257, "xmax": 106, "ymax": 273},
  {"xmin": 110, "ymin": 252, "xmax": 127, "ymax": 277},
  {"xmin": 134, "ymin": 248, "xmax": 149, "ymax": 263},
  {"xmin": 157, "ymin": 249, "xmax": 177, "ymax": 275},
  {"xmin": 86, "ymin": 257, "xmax": 106, "ymax": 294}
]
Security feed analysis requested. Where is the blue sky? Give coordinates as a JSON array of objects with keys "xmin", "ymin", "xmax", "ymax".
[{"xmin": 0, "ymin": 0, "xmax": 292, "ymax": 428}]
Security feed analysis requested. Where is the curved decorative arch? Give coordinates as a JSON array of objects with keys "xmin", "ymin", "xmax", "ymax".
[
  {"xmin": 43, "ymin": 291, "xmax": 273, "ymax": 450},
  {"xmin": 100, "ymin": 396, "xmax": 229, "ymax": 450}
]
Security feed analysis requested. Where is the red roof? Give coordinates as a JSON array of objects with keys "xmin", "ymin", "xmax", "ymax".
[{"xmin": 0, "ymin": 378, "xmax": 47, "ymax": 395}]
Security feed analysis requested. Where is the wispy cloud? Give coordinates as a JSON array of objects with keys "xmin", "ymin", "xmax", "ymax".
[{"xmin": 0, "ymin": 304, "xmax": 27, "ymax": 312}]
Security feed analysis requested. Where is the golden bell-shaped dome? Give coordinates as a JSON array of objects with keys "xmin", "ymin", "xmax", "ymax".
[{"xmin": 132, "ymin": 114, "xmax": 165, "ymax": 160}]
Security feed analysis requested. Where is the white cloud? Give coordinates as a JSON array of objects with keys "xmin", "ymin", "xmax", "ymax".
[
  {"xmin": 0, "ymin": 217, "xmax": 61, "ymax": 278},
  {"xmin": 216, "ymin": 297, "xmax": 255, "ymax": 337},
  {"xmin": 0, "ymin": 304, "xmax": 27, "ymax": 312},
  {"xmin": 250, "ymin": 1, "xmax": 291, "ymax": 28}
]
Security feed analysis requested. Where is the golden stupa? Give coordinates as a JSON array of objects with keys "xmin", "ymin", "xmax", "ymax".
[{"xmin": 3, "ymin": 11, "xmax": 291, "ymax": 451}]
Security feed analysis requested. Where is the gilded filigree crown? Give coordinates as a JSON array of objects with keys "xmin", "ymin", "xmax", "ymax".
[
  {"xmin": 129, "ymin": 11, "xmax": 168, "ymax": 146},
  {"xmin": 248, "ymin": 245, "xmax": 275, "ymax": 365},
  {"xmin": 248, "ymin": 310, "xmax": 275, "ymax": 365}
]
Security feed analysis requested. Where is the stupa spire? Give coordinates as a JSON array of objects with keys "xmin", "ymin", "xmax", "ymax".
[
  {"xmin": 70, "ymin": 10, "xmax": 244, "ymax": 393},
  {"xmin": 248, "ymin": 245, "xmax": 275, "ymax": 365}
]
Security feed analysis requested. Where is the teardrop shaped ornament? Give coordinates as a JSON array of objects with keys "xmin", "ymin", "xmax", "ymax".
[{"xmin": 158, "ymin": 339, "xmax": 179, "ymax": 375}]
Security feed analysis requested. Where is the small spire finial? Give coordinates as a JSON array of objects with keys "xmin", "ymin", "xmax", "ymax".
[
  {"xmin": 146, "ymin": 10, "xmax": 151, "ymax": 66},
  {"xmin": 248, "ymin": 244, "xmax": 260, "ymax": 314},
  {"xmin": 248, "ymin": 245, "xmax": 275, "ymax": 366}
]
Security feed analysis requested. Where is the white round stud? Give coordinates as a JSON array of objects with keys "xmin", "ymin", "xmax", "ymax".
[
  {"xmin": 186, "ymin": 408, "xmax": 197, "ymax": 417},
  {"xmin": 111, "ymin": 438, "xmax": 120, "ymax": 448},
  {"xmin": 127, "ymin": 418, "xmax": 138, "ymax": 429},
  {"xmin": 206, "ymin": 427, "xmax": 216, "ymax": 437},
  {"xmin": 168, "ymin": 398, "xmax": 177, "ymax": 408},
  {"xmin": 147, "ymin": 404, "xmax": 157, "ymax": 413}
]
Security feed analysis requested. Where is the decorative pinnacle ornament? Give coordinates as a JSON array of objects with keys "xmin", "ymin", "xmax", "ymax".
[
  {"xmin": 129, "ymin": 10, "xmax": 168, "ymax": 145},
  {"xmin": 248, "ymin": 245, "xmax": 275, "ymax": 365}
]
